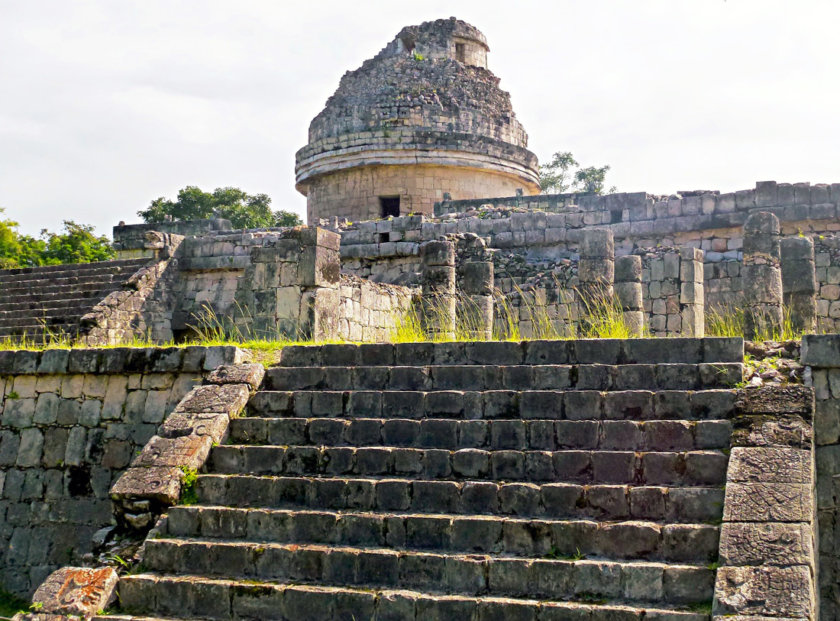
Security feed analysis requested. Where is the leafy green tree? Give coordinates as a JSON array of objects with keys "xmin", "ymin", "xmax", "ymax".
[
  {"xmin": 40, "ymin": 221, "xmax": 115, "ymax": 264},
  {"xmin": 138, "ymin": 186, "xmax": 303, "ymax": 229},
  {"xmin": 574, "ymin": 165, "xmax": 616, "ymax": 195},
  {"xmin": 539, "ymin": 152, "xmax": 616, "ymax": 195},
  {"xmin": 0, "ymin": 209, "xmax": 114, "ymax": 268},
  {"xmin": 539, "ymin": 151, "xmax": 578, "ymax": 194}
]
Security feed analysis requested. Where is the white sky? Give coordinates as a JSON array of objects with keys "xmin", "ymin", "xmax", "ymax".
[{"xmin": 1, "ymin": 0, "xmax": 839, "ymax": 237}]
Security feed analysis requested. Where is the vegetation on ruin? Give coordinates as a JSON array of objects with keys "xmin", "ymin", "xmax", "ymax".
[
  {"xmin": 705, "ymin": 304, "xmax": 801, "ymax": 341},
  {"xmin": 0, "ymin": 588, "xmax": 28, "ymax": 618},
  {"xmin": 539, "ymin": 151, "xmax": 617, "ymax": 195},
  {"xmin": 138, "ymin": 186, "xmax": 302, "ymax": 229},
  {"xmin": 0, "ymin": 209, "xmax": 115, "ymax": 268}
]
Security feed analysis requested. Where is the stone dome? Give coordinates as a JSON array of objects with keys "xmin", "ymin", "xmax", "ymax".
[{"xmin": 295, "ymin": 17, "xmax": 540, "ymax": 224}]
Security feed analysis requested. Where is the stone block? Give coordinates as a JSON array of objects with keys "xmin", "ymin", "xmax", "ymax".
[
  {"xmin": 110, "ymin": 466, "xmax": 183, "ymax": 504},
  {"xmin": 175, "ymin": 384, "xmax": 250, "ymax": 415},
  {"xmin": 205, "ymin": 364, "xmax": 265, "ymax": 389},
  {"xmin": 132, "ymin": 434, "xmax": 213, "ymax": 469},
  {"xmin": 723, "ymin": 482, "xmax": 812, "ymax": 522},
  {"xmin": 727, "ymin": 447, "xmax": 810, "ymax": 484},
  {"xmin": 713, "ymin": 565, "xmax": 814, "ymax": 617},
  {"xmin": 31, "ymin": 567, "xmax": 118, "ymax": 616},
  {"xmin": 719, "ymin": 522, "xmax": 813, "ymax": 566}
]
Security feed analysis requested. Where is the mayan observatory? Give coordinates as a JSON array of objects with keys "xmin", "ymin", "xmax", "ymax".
[{"xmin": 3, "ymin": 15, "xmax": 840, "ymax": 621}]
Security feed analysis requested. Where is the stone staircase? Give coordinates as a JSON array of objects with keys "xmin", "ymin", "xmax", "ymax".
[
  {"xmin": 111, "ymin": 338, "xmax": 743, "ymax": 620},
  {"xmin": 0, "ymin": 259, "xmax": 150, "ymax": 341}
]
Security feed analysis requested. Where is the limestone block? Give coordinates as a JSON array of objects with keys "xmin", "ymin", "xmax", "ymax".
[
  {"xmin": 723, "ymin": 483, "xmax": 812, "ymax": 522},
  {"xmin": 801, "ymin": 334, "xmax": 840, "ymax": 367},
  {"xmin": 719, "ymin": 522, "xmax": 813, "ymax": 566},
  {"xmin": 175, "ymin": 384, "xmax": 250, "ymax": 416},
  {"xmin": 755, "ymin": 181, "xmax": 778, "ymax": 207},
  {"xmin": 580, "ymin": 228, "xmax": 614, "ymax": 258},
  {"xmin": 110, "ymin": 466, "xmax": 182, "ymax": 504},
  {"xmin": 713, "ymin": 565, "xmax": 814, "ymax": 618},
  {"xmin": 735, "ymin": 386, "xmax": 813, "ymax": 416},
  {"xmin": 726, "ymin": 447, "xmax": 811, "ymax": 483},
  {"xmin": 132, "ymin": 434, "xmax": 213, "ymax": 469},
  {"xmin": 730, "ymin": 414, "xmax": 812, "ymax": 449},
  {"xmin": 421, "ymin": 240, "xmax": 455, "ymax": 267},
  {"xmin": 30, "ymin": 567, "xmax": 118, "ymax": 616},
  {"xmin": 206, "ymin": 364, "xmax": 265, "ymax": 390},
  {"xmin": 159, "ymin": 412, "xmax": 229, "ymax": 443},
  {"xmin": 459, "ymin": 261, "xmax": 493, "ymax": 296}
]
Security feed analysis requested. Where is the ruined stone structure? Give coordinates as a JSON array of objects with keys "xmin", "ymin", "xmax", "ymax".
[
  {"xmin": 5, "ymin": 16, "xmax": 840, "ymax": 621},
  {"xmin": 294, "ymin": 18, "xmax": 540, "ymax": 223}
]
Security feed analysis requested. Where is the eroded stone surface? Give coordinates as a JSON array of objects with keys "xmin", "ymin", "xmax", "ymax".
[
  {"xmin": 719, "ymin": 522, "xmax": 813, "ymax": 566},
  {"xmin": 713, "ymin": 566, "xmax": 813, "ymax": 617},
  {"xmin": 205, "ymin": 364, "xmax": 265, "ymax": 390},
  {"xmin": 31, "ymin": 567, "xmax": 118, "ymax": 616},
  {"xmin": 175, "ymin": 384, "xmax": 250, "ymax": 415}
]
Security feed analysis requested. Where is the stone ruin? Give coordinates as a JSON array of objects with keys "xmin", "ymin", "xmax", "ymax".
[{"xmin": 2, "ymin": 15, "xmax": 840, "ymax": 621}]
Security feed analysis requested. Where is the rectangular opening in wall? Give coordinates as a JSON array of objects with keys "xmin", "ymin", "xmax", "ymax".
[
  {"xmin": 379, "ymin": 196, "xmax": 400, "ymax": 218},
  {"xmin": 455, "ymin": 43, "xmax": 466, "ymax": 63}
]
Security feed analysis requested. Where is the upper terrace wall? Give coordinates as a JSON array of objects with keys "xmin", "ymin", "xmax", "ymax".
[
  {"xmin": 337, "ymin": 181, "xmax": 840, "ymax": 315},
  {"xmin": 0, "ymin": 345, "xmax": 244, "ymax": 596}
]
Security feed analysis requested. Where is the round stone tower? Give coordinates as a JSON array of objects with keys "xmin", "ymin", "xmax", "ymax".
[{"xmin": 295, "ymin": 17, "xmax": 540, "ymax": 224}]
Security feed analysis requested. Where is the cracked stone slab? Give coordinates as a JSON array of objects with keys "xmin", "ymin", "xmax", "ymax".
[
  {"xmin": 110, "ymin": 465, "xmax": 183, "ymax": 504},
  {"xmin": 727, "ymin": 447, "xmax": 811, "ymax": 484},
  {"xmin": 719, "ymin": 522, "xmax": 814, "ymax": 566},
  {"xmin": 206, "ymin": 363, "xmax": 265, "ymax": 389},
  {"xmin": 723, "ymin": 483, "xmax": 813, "ymax": 522},
  {"xmin": 713, "ymin": 565, "xmax": 814, "ymax": 618},
  {"xmin": 174, "ymin": 384, "xmax": 250, "ymax": 415},
  {"xmin": 131, "ymin": 434, "xmax": 213, "ymax": 469},
  {"xmin": 30, "ymin": 566, "xmax": 118, "ymax": 616}
]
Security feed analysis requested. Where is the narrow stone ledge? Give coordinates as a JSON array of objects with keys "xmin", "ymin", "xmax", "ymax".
[{"xmin": 205, "ymin": 363, "xmax": 265, "ymax": 390}]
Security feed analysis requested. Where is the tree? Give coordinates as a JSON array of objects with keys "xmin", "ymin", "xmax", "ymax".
[
  {"xmin": 539, "ymin": 151, "xmax": 578, "ymax": 194},
  {"xmin": 0, "ymin": 209, "xmax": 114, "ymax": 268},
  {"xmin": 574, "ymin": 165, "xmax": 616, "ymax": 195},
  {"xmin": 539, "ymin": 152, "xmax": 616, "ymax": 195},
  {"xmin": 138, "ymin": 186, "xmax": 303, "ymax": 229}
]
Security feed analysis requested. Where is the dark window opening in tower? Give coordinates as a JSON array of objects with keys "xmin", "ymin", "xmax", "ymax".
[
  {"xmin": 379, "ymin": 196, "xmax": 400, "ymax": 218},
  {"xmin": 455, "ymin": 43, "xmax": 466, "ymax": 63}
]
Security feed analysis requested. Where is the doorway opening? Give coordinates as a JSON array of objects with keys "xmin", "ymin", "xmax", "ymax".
[{"xmin": 379, "ymin": 196, "xmax": 400, "ymax": 218}]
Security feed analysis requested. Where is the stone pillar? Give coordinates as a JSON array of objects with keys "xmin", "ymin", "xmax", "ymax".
[
  {"xmin": 614, "ymin": 255, "xmax": 644, "ymax": 336},
  {"xmin": 781, "ymin": 236, "xmax": 817, "ymax": 335},
  {"xmin": 421, "ymin": 240, "xmax": 456, "ymax": 340},
  {"xmin": 679, "ymin": 247, "xmax": 705, "ymax": 337},
  {"xmin": 577, "ymin": 229, "xmax": 615, "ymax": 327},
  {"xmin": 458, "ymin": 260, "xmax": 494, "ymax": 340},
  {"xmin": 743, "ymin": 211, "xmax": 783, "ymax": 340}
]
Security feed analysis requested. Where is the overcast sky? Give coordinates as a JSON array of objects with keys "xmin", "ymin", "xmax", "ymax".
[{"xmin": 1, "ymin": 0, "xmax": 838, "ymax": 238}]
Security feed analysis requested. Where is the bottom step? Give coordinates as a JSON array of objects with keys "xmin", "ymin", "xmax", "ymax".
[{"xmin": 118, "ymin": 574, "xmax": 710, "ymax": 621}]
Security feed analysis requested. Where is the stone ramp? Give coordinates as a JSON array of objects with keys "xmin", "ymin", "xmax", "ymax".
[
  {"xmin": 116, "ymin": 338, "xmax": 744, "ymax": 620},
  {"xmin": 0, "ymin": 259, "xmax": 150, "ymax": 341}
]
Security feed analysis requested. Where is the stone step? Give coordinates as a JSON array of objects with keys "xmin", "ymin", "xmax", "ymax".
[
  {"xmin": 139, "ymin": 541, "xmax": 715, "ymax": 604},
  {"xmin": 247, "ymin": 389, "xmax": 737, "ymax": 421},
  {"xmin": 0, "ymin": 281, "xmax": 123, "ymax": 299},
  {"xmin": 0, "ymin": 294, "xmax": 115, "ymax": 312},
  {"xmin": 118, "ymin": 574, "xmax": 710, "ymax": 620},
  {"xmin": 165, "ymin": 506, "xmax": 720, "ymax": 563},
  {"xmin": 0, "ymin": 306, "xmax": 95, "ymax": 321},
  {"xmin": 208, "ymin": 445, "xmax": 729, "ymax": 485},
  {"xmin": 229, "ymin": 416, "xmax": 732, "ymax": 452},
  {"xmin": 195, "ymin": 475, "xmax": 725, "ymax": 523},
  {"xmin": 0, "ymin": 259, "xmax": 146, "ymax": 281},
  {"xmin": 264, "ymin": 363, "xmax": 743, "ymax": 392},
  {"xmin": 278, "ymin": 337, "xmax": 743, "ymax": 367}
]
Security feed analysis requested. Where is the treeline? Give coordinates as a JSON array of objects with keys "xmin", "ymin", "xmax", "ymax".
[
  {"xmin": 0, "ymin": 211, "xmax": 114, "ymax": 268},
  {"xmin": 0, "ymin": 186, "xmax": 305, "ymax": 269}
]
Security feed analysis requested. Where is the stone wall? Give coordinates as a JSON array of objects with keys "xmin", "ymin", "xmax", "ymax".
[
  {"xmin": 337, "ymin": 274, "xmax": 415, "ymax": 342},
  {"xmin": 303, "ymin": 162, "xmax": 530, "ymax": 222},
  {"xmin": 801, "ymin": 335, "xmax": 840, "ymax": 618},
  {"xmin": 0, "ymin": 345, "xmax": 244, "ymax": 597}
]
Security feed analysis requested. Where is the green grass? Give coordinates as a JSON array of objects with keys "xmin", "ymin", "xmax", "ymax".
[{"xmin": 0, "ymin": 588, "xmax": 29, "ymax": 618}]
